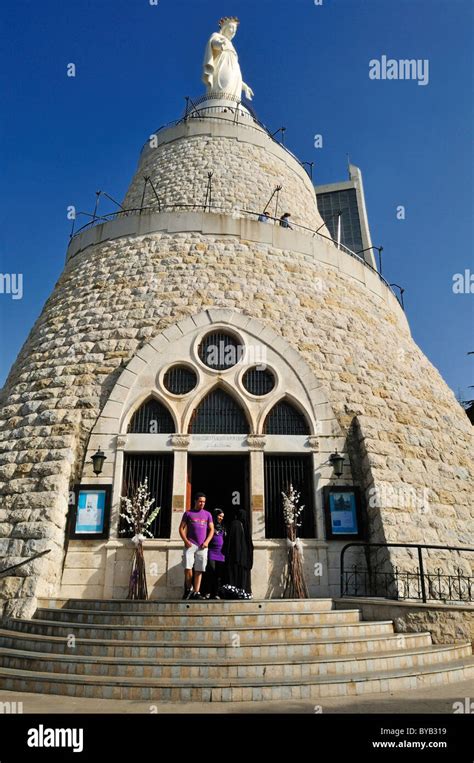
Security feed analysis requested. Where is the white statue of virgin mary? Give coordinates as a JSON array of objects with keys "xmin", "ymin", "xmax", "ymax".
[{"xmin": 202, "ymin": 17, "xmax": 254, "ymax": 101}]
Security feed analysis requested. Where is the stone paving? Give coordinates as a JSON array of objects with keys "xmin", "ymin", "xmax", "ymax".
[{"xmin": 0, "ymin": 677, "xmax": 472, "ymax": 714}]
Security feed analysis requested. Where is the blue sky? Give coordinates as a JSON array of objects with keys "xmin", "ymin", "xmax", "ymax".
[{"xmin": 0, "ymin": 0, "xmax": 473, "ymax": 401}]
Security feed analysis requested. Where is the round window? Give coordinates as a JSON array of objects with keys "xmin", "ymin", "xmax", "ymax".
[
  {"xmin": 163, "ymin": 365, "xmax": 198, "ymax": 395},
  {"xmin": 198, "ymin": 331, "xmax": 244, "ymax": 371},
  {"xmin": 242, "ymin": 367, "xmax": 275, "ymax": 396}
]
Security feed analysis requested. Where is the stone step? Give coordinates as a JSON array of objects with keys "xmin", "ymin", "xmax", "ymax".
[
  {"xmin": 0, "ymin": 658, "xmax": 472, "ymax": 701},
  {"xmin": 6, "ymin": 617, "xmax": 396, "ymax": 643},
  {"xmin": 37, "ymin": 598, "xmax": 335, "ymax": 613},
  {"xmin": 0, "ymin": 627, "xmax": 433, "ymax": 659},
  {"xmin": 32, "ymin": 607, "xmax": 361, "ymax": 627},
  {"xmin": 0, "ymin": 643, "xmax": 469, "ymax": 681}
]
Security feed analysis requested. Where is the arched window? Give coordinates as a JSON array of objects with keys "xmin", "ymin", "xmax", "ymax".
[
  {"xmin": 188, "ymin": 388, "xmax": 249, "ymax": 434},
  {"xmin": 263, "ymin": 399, "xmax": 310, "ymax": 435},
  {"xmin": 127, "ymin": 398, "xmax": 175, "ymax": 434}
]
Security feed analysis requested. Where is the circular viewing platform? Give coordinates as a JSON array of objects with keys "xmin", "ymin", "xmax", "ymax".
[{"xmin": 65, "ymin": 207, "xmax": 406, "ymax": 326}]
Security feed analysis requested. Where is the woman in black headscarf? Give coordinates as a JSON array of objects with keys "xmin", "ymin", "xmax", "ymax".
[{"xmin": 224, "ymin": 509, "xmax": 253, "ymax": 594}]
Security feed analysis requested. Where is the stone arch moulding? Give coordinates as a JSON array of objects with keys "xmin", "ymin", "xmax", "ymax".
[{"xmin": 82, "ymin": 308, "xmax": 343, "ymax": 481}]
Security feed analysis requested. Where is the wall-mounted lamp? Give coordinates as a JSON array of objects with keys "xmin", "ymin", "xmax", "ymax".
[
  {"xmin": 329, "ymin": 450, "xmax": 344, "ymax": 477},
  {"xmin": 91, "ymin": 449, "xmax": 107, "ymax": 476}
]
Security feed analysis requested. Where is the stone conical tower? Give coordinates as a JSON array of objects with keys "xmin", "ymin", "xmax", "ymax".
[{"xmin": 0, "ymin": 31, "xmax": 472, "ymax": 620}]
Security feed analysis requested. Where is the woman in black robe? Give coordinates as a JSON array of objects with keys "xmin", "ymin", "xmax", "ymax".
[{"xmin": 224, "ymin": 509, "xmax": 253, "ymax": 593}]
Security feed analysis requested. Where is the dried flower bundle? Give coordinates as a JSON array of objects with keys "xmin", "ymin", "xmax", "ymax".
[
  {"xmin": 281, "ymin": 484, "xmax": 308, "ymax": 599},
  {"xmin": 119, "ymin": 478, "xmax": 160, "ymax": 600}
]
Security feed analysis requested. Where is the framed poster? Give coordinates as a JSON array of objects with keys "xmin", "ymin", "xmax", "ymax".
[
  {"xmin": 323, "ymin": 486, "xmax": 364, "ymax": 540},
  {"xmin": 70, "ymin": 485, "xmax": 112, "ymax": 539}
]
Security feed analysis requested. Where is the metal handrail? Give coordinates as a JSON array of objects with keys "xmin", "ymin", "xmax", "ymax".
[
  {"xmin": 0, "ymin": 549, "xmax": 51, "ymax": 578},
  {"xmin": 184, "ymin": 91, "xmax": 261, "ymax": 120},
  {"xmin": 340, "ymin": 542, "xmax": 474, "ymax": 603},
  {"xmin": 242, "ymin": 207, "xmax": 359, "ymax": 253}
]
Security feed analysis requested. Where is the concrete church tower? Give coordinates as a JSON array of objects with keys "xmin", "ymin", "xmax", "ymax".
[{"xmin": 0, "ymin": 17, "xmax": 472, "ymax": 621}]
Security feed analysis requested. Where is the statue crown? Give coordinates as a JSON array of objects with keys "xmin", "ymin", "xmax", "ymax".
[{"xmin": 219, "ymin": 16, "xmax": 239, "ymax": 28}]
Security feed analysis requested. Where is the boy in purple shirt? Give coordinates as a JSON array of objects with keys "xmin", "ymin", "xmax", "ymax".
[{"xmin": 179, "ymin": 493, "xmax": 214, "ymax": 600}]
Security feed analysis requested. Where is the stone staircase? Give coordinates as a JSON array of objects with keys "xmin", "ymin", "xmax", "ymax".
[{"xmin": 0, "ymin": 598, "xmax": 472, "ymax": 702}]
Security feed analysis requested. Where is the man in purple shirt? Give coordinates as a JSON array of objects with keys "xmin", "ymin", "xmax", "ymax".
[{"xmin": 179, "ymin": 493, "xmax": 214, "ymax": 600}]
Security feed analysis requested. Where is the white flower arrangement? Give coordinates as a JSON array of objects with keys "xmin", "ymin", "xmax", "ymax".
[
  {"xmin": 281, "ymin": 484, "xmax": 305, "ymax": 528},
  {"xmin": 119, "ymin": 478, "xmax": 160, "ymax": 539}
]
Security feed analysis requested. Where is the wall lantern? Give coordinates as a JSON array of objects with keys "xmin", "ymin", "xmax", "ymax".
[
  {"xmin": 91, "ymin": 449, "xmax": 107, "ymax": 476},
  {"xmin": 329, "ymin": 450, "xmax": 344, "ymax": 477}
]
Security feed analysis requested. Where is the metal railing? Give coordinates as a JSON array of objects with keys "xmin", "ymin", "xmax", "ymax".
[
  {"xmin": 340, "ymin": 542, "xmax": 474, "ymax": 603},
  {"xmin": 0, "ymin": 549, "xmax": 51, "ymax": 578},
  {"xmin": 183, "ymin": 91, "xmax": 262, "ymax": 120}
]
